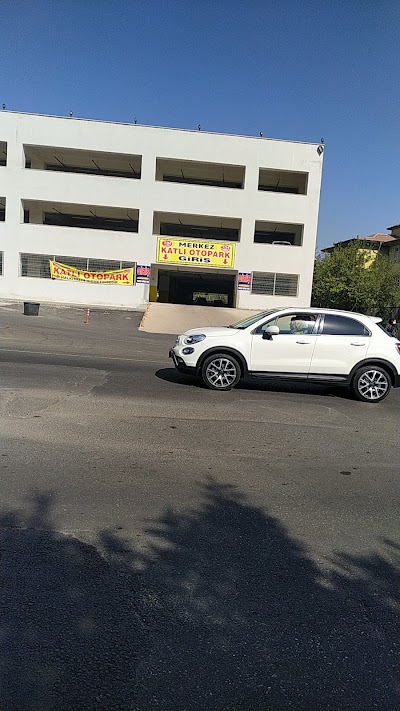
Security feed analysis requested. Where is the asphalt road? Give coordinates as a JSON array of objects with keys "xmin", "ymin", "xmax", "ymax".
[{"xmin": 0, "ymin": 305, "xmax": 399, "ymax": 710}]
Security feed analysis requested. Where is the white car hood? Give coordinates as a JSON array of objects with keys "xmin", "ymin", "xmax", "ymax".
[{"xmin": 183, "ymin": 326, "xmax": 239, "ymax": 337}]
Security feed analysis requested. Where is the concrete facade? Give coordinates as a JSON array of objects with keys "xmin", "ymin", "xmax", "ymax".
[{"xmin": 0, "ymin": 111, "xmax": 324, "ymax": 309}]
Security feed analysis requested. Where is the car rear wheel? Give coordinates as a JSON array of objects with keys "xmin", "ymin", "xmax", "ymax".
[
  {"xmin": 201, "ymin": 353, "xmax": 241, "ymax": 391},
  {"xmin": 352, "ymin": 366, "xmax": 391, "ymax": 403}
]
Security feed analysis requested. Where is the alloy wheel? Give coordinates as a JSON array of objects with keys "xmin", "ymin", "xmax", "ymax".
[
  {"xmin": 357, "ymin": 369, "xmax": 389, "ymax": 401},
  {"xmin": 205, "ymin": 358, "xmax": 237, "ymax": 389}
]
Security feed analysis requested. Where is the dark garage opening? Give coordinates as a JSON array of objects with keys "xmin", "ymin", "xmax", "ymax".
[{"xmin": 157, "ymin": 270, "xmax": 236, "ymax": 307}]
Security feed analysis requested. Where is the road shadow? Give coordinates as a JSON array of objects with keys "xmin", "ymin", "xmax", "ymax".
[
  {"xmin": 155, "ymin": 367, "xmax": 353, "ymax": 399},
  {"xmin": 155, "ymin": 366, "xmax": 203, "ymax": 388},
  {"xmin": 0, "ymin": 484, "xmax": 398, "ymax": 710}
]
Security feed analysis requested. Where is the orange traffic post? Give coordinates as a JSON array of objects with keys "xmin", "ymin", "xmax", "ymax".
[{"xmin": 84, "ymin": 307, "xmax": 90, "ymax": 325}]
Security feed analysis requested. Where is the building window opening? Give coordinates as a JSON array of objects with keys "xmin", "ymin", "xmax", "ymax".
[
  {"xmin": 0, "ymin": 142, "xmax": 7, "ymax": 167},
  {"xmin": 43, "ymin": 212, "xmax": 138, "ymax": 232},
  {"xmin": 254, "ymin": 220, "xmax": 303, "ymax": 246},
  {"xmin": 22, "ymin": 200, "xmax": 139, "ymax": 233},
  {"xmin": 0, "ymin": 252, "xmax": 3, "ymax": 275},
  {"xmin": 24, "ymin": 145, "xmax": 141, "ymax": 179},
  {"xmin": 0, "ymin": 198, "xmax": 5, "ymax": 221},
  {"xmin": 156, "ymin": 269, "xmax": 235, "ymax": 307},
  {"xmin": 156, "ymin": 158, "xmax": 245, "ymax": 189},
  {"xmin": 154, "ymin": 211, "xmax": 241, "ymax": 242},
  {"xmin": 258, "ymin": 168, "xmax": 308, "ymax": 195},
  {"xmin": 252, "ymin": 271, "xmax": 299, "ymax": 297}
]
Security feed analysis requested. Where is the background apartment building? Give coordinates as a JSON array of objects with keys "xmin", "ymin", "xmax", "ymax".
[{"xmin": 0, "ymin": 111, "xmax": 324, "ymax": 310}]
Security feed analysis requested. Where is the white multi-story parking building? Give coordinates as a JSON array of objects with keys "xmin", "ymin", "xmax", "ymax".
[{"xmin": 0, "ymin": 111, "xmax": 324, "ymax": 310}]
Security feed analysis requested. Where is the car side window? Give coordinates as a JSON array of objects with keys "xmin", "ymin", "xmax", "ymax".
[
  {"xmin": 257, "ymin": 313, "xmax": 318, "ymax": 335},
  {"xmin": 321, "ymin": 314, "xmax": 370, "ymax": 336}
]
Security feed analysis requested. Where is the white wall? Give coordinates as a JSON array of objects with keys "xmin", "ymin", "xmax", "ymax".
[{"xmin": 0, "ymin": 111, "xmax": 323, "ymax": 309}]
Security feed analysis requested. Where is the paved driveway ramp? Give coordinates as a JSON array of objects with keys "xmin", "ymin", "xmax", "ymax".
[{"xmin": 139, "ymin": 303, "xmax": 258, "ymax": 335}]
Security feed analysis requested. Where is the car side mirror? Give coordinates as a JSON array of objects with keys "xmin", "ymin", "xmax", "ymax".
[{"xmin": 262, "ymin": 325, "xmax": 279, "ymax": 340}]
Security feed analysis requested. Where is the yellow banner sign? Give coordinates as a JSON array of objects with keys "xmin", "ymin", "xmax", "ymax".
[
  {"xmin": 49, "ymin": 261, "xmax": 134, "ymax": 285},
  {"xmin": 156, "ymin": 238, "xmax": 235, "ymax": 268}
]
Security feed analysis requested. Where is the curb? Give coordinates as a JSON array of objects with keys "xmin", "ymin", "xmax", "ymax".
[{"xmin": 139, "ymin": 303, "xmax": 151, "ymax": 331}]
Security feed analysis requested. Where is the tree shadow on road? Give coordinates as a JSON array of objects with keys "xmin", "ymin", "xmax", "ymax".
[{"xmin": 0, "ymin": 483, "xmax": 398, "ymax": 710}]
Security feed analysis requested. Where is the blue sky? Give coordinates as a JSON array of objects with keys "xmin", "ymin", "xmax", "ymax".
[{"xmin": 1, "ymin": 0, "xmax": 399, "ymax": 248}]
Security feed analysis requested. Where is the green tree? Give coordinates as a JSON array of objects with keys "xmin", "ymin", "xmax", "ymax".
[
  {"xmin": 369, "ymin": 254, "xmax": 400, "ymax": 319},
  {"xmin": 312, "ymin": 242, "xmax": 400, "ymax": 317}
]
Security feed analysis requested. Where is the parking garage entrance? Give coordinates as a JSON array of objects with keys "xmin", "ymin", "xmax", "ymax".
[{"xmin": 151, "ymin": 267, "xmax": 237, "ymax": 307}]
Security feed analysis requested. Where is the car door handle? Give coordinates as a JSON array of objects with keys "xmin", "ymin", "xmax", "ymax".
[
  {"xmin": 350, "ymin": 342, "xmax": 365, "ymax": 346},
  {"xmin": 296, "ymin": 340, "xmax": 311, "ymax": 344}
]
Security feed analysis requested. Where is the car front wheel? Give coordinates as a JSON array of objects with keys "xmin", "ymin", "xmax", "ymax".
[
  {"xmin": 352, "ymin": 366, "xmax": 391, "ymax": 403},
  {"xmin": 201, "ymin": 353, "xmax": 241, "ymax": 391}
]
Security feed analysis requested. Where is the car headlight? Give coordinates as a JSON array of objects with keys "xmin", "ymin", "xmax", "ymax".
[{"xmin": 184, "ymin": 334, "xmax": 206, "ymax": 345}]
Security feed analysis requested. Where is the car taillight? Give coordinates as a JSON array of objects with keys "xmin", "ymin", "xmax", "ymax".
[{"xmin": 396, "ymin": 343, "xmax": 400, "ymax": 355}]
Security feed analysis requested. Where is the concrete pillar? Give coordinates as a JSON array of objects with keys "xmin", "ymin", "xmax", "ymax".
[
  {"xmin": 30, "ymin": 157, "xmax": 45, "ymax": 170},
  {"xmin": 5, "ymin": 140, "xmax": 24, "ymax": 169},
  {"xmin": 27, "ymin": 205, "xmax": 44, "ymax": 224},
  {"xmin": 239, "ymin": 214, "xmax": 256, "ymax": 249},
  {"xmin": 243, "ymin": 159, "xmax": 259, "ymax": 192}
]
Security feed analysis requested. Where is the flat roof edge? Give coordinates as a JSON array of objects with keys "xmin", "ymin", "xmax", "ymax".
[{"xmin": 0, "ymin": 110, "xmax": 322, "ymax": 146}]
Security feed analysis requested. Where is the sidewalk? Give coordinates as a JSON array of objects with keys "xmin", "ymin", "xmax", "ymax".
[{"xmin": 139, "ymin": 302, "xmax": 258, "ymax": 334}]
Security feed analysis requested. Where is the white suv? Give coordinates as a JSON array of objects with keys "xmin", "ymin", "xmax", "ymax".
[{"xmin": 169, "ymin": 308, "xmax": 400, "ymax": 403}]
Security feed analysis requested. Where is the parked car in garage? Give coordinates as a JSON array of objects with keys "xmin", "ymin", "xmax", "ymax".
[{"xmin": 169, "ymin": 307, "xmax": 400, "ymax": 402}]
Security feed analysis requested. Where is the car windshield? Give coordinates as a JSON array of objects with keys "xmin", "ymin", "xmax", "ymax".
[{"xmin": 229, "ymin": 309, "xmax": 283, "ymax": 330}]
